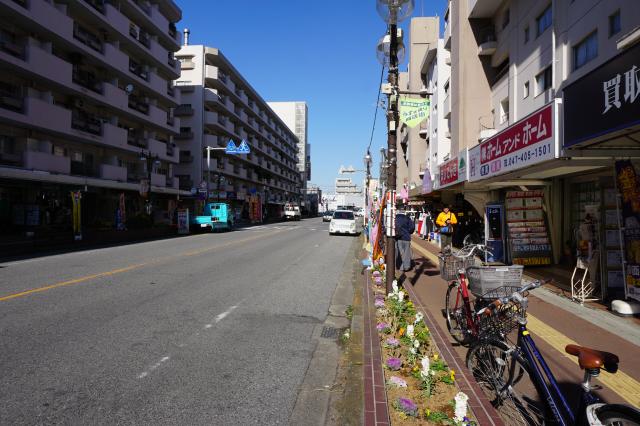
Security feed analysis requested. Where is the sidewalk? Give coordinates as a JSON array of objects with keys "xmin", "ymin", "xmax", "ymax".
[{"xmin": 408, "ymin": 236, "xmax": 640, "ymax": 409}]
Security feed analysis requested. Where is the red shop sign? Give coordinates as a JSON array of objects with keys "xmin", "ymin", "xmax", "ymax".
[{"xmin": 439, "ymin": 157, "xmax": 459, "ymax": 187}]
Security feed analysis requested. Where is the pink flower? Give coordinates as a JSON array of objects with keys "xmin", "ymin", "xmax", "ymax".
[{"xmin": 386, "ymin": 357, "xmax": 402, "ymax": 370}]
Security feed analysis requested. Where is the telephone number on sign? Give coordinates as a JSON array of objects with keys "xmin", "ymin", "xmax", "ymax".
[{"xmin": 480, "ymin": 142, "xmax": 552, "ymax": 177}]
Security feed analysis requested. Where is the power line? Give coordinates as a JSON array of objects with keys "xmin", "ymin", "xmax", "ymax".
[{"xmin": 367, "ymin": 62, "xmax": 386, "ymax": 152}]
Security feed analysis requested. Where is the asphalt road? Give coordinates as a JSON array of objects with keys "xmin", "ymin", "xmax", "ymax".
[{"xmin": 0, "ymin": 218, "xmax": 358, "ymax": 425}]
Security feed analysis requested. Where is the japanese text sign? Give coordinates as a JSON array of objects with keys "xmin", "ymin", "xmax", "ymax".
[
  {"xmin": 399, "ymin": 97, "xmax": 430, "ymax": 128},
  {"xmin": 469, "ymin": 102, "xmax": 556, "ymax": 182}
]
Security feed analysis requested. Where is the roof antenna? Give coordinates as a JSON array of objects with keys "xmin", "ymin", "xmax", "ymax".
[{"xmin": 183, "ymin": 28, "xmax": 190, "ymax": 46}]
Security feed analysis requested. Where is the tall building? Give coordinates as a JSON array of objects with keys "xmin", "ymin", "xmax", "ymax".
[
  {"xmin": 0, "ymin": 0, "xmax": 183, "ymax": 234},
  {"xmin": 267, "ymin": 102, "xmax": 310, "ymax": 189},
  {"xmin": 175, "ymin": 39, "xmax": 301, "ymax": 220}
]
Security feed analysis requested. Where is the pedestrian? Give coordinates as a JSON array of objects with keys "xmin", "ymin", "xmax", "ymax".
[
  {"xmin": 436, "ymin": 205, "xmax": 457, "ymax": 251},
  {"xmin": 420, "ymin": 209, "xmax": 433, "ymax": 241},
  {"xmin": 395, "ymin": 209, "xmax": 414, "ymax": 272}
]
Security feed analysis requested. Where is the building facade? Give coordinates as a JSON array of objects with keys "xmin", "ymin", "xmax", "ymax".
[
  {"xmin": 0, "ymin": 0, "xmax": 183, "ymax": 236},
  {"xmin": 267, "ymin": 101, "xmax": 310, "ymax": 189},
  {"xmin": 175, "ymin": 41, "xmax": 301, "ymax": 221}
]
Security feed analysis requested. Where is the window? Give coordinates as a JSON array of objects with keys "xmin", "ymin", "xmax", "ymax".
[
  {"xmin": 502, "ymin": 8, "xmax": 510, "ymax": 29},
  {"xmin": 537, "ymin": 5, "xmax": 552, "ymax": 37},
  {"xmin": 524, "ymin": 26, "xmax": 530, "ymax": 43},
  {"xmin": 535, "ymin": 66, "xmax": 552, "ymax": 95},
  {"xmin": 609, "ymin": 10, "xmax": 621, "ymax": 37},
  {"xmin": 573, "ymin": 31, "xmax": 598, "ymax": 70},
  {"xmin": 523, "ymin": 81, "xmax": 530, "ymax": 98}
]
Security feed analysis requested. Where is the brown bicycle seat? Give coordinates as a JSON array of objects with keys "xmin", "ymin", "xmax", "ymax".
[{"xmin": 565, "ymin": 344, "xmax": 619, "ymax": 373}]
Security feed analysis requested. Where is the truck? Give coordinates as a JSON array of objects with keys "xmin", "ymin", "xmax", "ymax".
[
  {"xmin": 284, "ymin": 203, "xmax": 301, "ymax": 221},
  {"xmin": 190, "ymin": 202, "xmax": 234, "ymax": 232}
]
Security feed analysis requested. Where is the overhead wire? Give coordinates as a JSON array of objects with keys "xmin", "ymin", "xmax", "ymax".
[{"xmin": 367, "ymin": 62, "xmax": 386, "ymax": 153}]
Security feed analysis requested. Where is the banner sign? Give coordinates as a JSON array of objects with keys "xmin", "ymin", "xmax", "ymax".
[
  {"xmin": 505, "ymin": 190, "xmax": 552, "ymax": 266},
  {"xmin": 71, "ymin": 191, "xmax": 82, "ymax": 241},
  {"xmin": 177, "ymin": 209, "xmax": 189, "ymax": 234},
  {"xmin": 615, "ymin": 160, "xmax": 640, "ymax": 301},
  {"xmin": 399, "ymin": 97, "xmax": 430, "ymax": 128},
  {"xmin": 438, "ymin": 152, "xmax": 467, "ymax": 188},
  {"xmin": 421, "ymin": 167, "xmax": 433, "ymax": 194},
  {"xmin": 564, "ymin": 42, "xmax": 640, "ymax": 148},
  {"xmin": 469, "ymin": 102, "xmax": 556, "ymax": 182}
]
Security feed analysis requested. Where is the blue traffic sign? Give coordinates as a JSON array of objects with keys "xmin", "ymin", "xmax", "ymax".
[
  {"xmin": 237, "ymin": 140, "xmax": 250, "ymax": 154},
  {"xmin": 225, "ymin": 140, "xmax": 238, "ymax": 154}
]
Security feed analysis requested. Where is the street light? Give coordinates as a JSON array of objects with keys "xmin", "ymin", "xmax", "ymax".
[{"xmin": 376, "ymin": 0, "xmax": 414, "ymax": 293}]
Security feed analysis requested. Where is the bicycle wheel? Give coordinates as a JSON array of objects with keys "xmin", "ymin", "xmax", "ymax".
[
  {"xmin": 466, "ymin": 340, "xmax": 546, "ymax": 426},
  {"xmin": 445, "ymin": 281, "xmax": 471, "ymax": 345},
  {"xmin": 588, "ymin": 403, "xmax": 640, "ymax": 426}
]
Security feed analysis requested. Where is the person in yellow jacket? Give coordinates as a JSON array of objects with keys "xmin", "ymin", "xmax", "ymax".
[{"xmin": 435, "ymin": 206, "xmax": 457, "ymax": 250}]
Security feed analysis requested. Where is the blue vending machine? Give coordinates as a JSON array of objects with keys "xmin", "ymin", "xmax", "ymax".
[{"xmin": 485, "ymin": 203, "xmax": 506, "ymax": 264}]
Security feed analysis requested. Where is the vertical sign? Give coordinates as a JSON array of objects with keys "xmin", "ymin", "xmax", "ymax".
[
  {"xmin": 177, "ymin": 209, "xmax": 190, "ymax": 234},
  {"xmin": 615, "ymin": 160, "xmax": 640, "ymax": 302},
  {"xmin": 71, "ymin": 191, "xmax": 82, "ymax": 241},
  {"xmin": 505, "ymin": 190, "xmax": 552, "ymax": 266}
]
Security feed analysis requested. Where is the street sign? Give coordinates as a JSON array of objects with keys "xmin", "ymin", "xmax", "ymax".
[
  {"xmin": 225, "ymin": 140, "xmax": 238, "ymax": 154},
  {"xmin": 237, "ymin": 140, "xmax": 250, "ymax": 154}
]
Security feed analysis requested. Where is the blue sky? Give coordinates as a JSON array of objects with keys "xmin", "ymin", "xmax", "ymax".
[{"xmin": 178, "ymin": 0, "xmax": 447, "ymax": 192}]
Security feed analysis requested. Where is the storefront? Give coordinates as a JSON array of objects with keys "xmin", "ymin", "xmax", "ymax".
[{"xmin": 562, "ymin": 40, "xmax": 640, "ymax": 302}]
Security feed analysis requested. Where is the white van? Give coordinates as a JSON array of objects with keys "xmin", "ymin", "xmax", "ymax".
[{"xmin": 284, "ymin": 204, "xmax": 301, "ymax": 221}]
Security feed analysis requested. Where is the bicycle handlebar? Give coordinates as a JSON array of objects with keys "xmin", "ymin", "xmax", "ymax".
[{"xmin": 476, "ymin": 280, "xmax": 547, "ymax": 316}]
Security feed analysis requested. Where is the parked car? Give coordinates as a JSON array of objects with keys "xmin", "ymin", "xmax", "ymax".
[
  {"xmin": 329, "ymin": 210, "xmax": 358, "ymax": 235},
  {"xmin": 284, "ymin": 203, "xmax": 301, "ymax": 221},
  {"xmin": 322, "ymin": 210, "xmax": 334, "ymax": 222},
  {"xmin": 190, "ymin": 202, "xmax": 234, "ymax": 232}
]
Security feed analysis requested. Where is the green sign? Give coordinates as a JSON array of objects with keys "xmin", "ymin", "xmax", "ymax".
[{"xmin": 399, "ymin": 97, "xmax": 430, "ymax": 128}]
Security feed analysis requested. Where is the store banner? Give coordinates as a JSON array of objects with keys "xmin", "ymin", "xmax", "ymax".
[
  {"xmin": 71, "ymin": 191, "xmax": 82, "ymax": 241},
  {"xmin": 177, "ymin": 209, "xmax": 189, "ymax": 234},
  {"xmin": 399, "ymin": 97, "xmax": 430, "ymax": 128},
  {"xmin": 505, "ymin": 190, "xmax": 552, "ymax": 266},
  {"xmin": 421, "ymin": 167, "xmax": 433, "ymax": 194},
  {"xmin": 469, "ymin": 102, "xmax": 557, "ymax": 182},
  {"xmin": 564, "ymin": 42, "xmax": 640, "ymax": 148},
  {"xmin": 615, "ymin": 160, "xmax": 640, "ymax": 301},
  {"xmin": 438, "ymin": 152, "xmax": 467, "ymax": 188}
]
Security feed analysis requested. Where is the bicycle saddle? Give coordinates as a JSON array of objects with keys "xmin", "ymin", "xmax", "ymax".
[{"xmin": 565, "ymin": 344, "xmax": 619, "ymax": 373}]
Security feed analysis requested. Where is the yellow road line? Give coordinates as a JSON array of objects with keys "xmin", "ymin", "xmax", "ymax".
[
  {"xmin": 410, "ymin": 240, "xmax": 640, "ymax": 407},
  {"xmin": 0, "ymin": 230, "xmax": 283, "ymax": 302}
]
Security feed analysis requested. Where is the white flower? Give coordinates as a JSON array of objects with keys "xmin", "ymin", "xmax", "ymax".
[
  {"xmin": 454, "ymin": 392, "xmax": 469, "ymax": 422},
  {"xmin": 413, "ymin": 339, "xmax": 420, "ymax": 349},
  {"xmin": 392, "ymin": 280, "xmax": 399, "ymax": 293},
  {"xmin": 409, "ymin": 347, "xmax": 417, "ymax": 355},
  {"xmin": 420, "ymin": 356, "xmax": 430, "ymax": 377},
  {"xmin": 387, "ymin": 292, "xmax": 394, "ymax": 299},
  {"xmin": 398, "ymin": 291, "xmax": 405, "ymax": 302},
  {"xmin": 414, "ymin": 312, "xmax": 424, "ymax": 324},
  {"xmin": 406, "ymin": 324, "xmax": 414, "ymax": 338}
]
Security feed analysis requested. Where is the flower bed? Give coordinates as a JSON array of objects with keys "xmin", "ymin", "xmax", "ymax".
[{"xmin": 369, "ymin": 260, "xmax": 474, "ymax": 425}]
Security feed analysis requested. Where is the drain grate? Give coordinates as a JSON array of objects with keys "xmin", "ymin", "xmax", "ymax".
[{"xmin": 320, "ymin": 326, "xmax": 340, "ymax": 339}]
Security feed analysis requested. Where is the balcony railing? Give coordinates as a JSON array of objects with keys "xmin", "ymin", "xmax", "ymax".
[
  {"xmin": 83, "ymin": 0, "xmax": 106, "ymax": 14},
  {"xmin": 128, "ymin": 95, "xmax": 149, "ymax": 114},
  {"xmin": 71, "ymin": 161, "xmax": 96, "ymax": 177},
  {"xmin": 72, "ymin": 67, "xmax": 103, "ymax": 94},
  {"xmin": 127, "ymin": 131, "xmax": 147, "ymax": 148},
  {"xmin": 71, "ymin": 111, "xmax": 102, "ymax": 135},
  {"xmin": 0, "ymin": 84, "xmax": 24, "ymax": 112},
  {"xmin": 167, "ymin": 82, "xmax": 175, "ymax": 96},
  {"xmin": 167, "ymin": 143, "xmax": 176, "ymax": 157},
  {"xmin": 73, "ymin": 24, "xmax": 103, "ymax": 53},
  {"xmin": 0, "ymin": 33, "xmax": 26, "ymax": 59},
  {"xmin": 133, "ymin": 0, "xmax": 152, "ymax": 15},
  {"xmin": 138, "ymin": 30, "xmax": 151, "ymax": 48},
  {"xmin": 129, "ymin": 58, "xmax": 149, "ymax": 80},
  {"xmin": 168, "ymin": 22, "xmax": 177, "ymax": 39},
  {"xmin": 167, "ymin": 53, "xmax": 177, "ymax": 68}
]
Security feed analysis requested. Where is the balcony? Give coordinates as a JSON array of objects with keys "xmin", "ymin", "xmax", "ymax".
[
  {"xmin": 166, "ymin": 176, "xmax": 178, "ymax": 189},
  {"xmin": 72, "ymin": 67, "xmax": 103, "ymax": 94},
  {"xmin": 179, "ymin": 153, "xmax": 194, "ymax": 164},
  {"xmin": 175, "ymin": 129, "xmax": 194, "ymax": 140},
  {"xmin": 478, "ymin": 127, "xmax": 497, "ymax": 142},
  {"xmin": 174, "ymin": 104, "xmax": 194, "ymax": 116},
  {"xmin": 178, "ymin": 177, "xmax": 193, "ymax": 190},
  {"xmin": 128, "ymin": 95, "xmax": 149, "ymax": 114},
  {"xmin": 83, "ymin": 0, "xmax": 106, "ymax": 14},
  {"xmin": 444, "ymin": 20, "xmax": 451, "ymax": 50},
  {"xmin": 0, "ymin": 85, "xmax": 24, "ymax": 112},
  {"xmin": 71, "ymin": 110, "xmax": 102, "ymax": 135},
  {"xmin": 204, "ymin": 111, "xmax": 218, "ymax": 126},
  {"xmin": 73, "ymin": 24, "xmax": 103, "ymax": 53},
  {"xmin": 150, "ymin": 172, "xmax": 166, "ymax": 187},
  {"xmin": 129, "ymin": 58, "xmax": 149, "ymax": 80},
  {"xmin": 99, "ymin": 164, "xmax": 127, "ymax": 181},
  {"xmin": 24, "ymin": 151, "xmax": 71, "ymax": 174},
  {"xmin": 478, "ymin": 29, "xmax": 497, "ymax": 56},
  {"xmin": 127, "ymin": 129, "xmax": 147, "ymax": 148},
  {"xmin": 468, "ymin": 0, "xmax": 503, "ymax": 18},
  {"xmin": 148, "ymin": 138, "xmax": 168, "ymax": 159}
]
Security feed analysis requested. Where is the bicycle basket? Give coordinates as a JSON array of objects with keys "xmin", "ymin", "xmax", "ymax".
[
  {"xmin": 438, "ymin": 254, "xmax": 475, "ymax": 281},
  {"xmin": 477, "ymin": 285, "xmax": 526, "ymax": 339},
  {"xmin": 467, "ymin": 265, "xmax": 524, "ymax": 297}
]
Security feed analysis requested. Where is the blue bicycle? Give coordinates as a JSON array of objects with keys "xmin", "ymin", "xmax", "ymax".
[{"xmin": 466, "ymin": 281, "xmax": 640, "ymax": 425}]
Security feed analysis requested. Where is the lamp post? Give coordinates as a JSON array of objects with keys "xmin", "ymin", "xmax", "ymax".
[
  {"xmin": 363, "ymin": 151, "xmax": 372, "ymax": 239},
  {"xmin": 376, "ymin": 0, "xmax": 413, "ymax": 293}
]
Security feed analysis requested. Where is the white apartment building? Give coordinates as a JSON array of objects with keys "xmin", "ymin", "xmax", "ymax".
[
  {"xmin": 267, "ymin": 101, "xmax": 310, "ymax": 189},
  {"xmin": 0, "ymin": 0, "xmax": 183, "ymax": 234},
  {"xmin": 175, "ymin": 40, "xmax": 301, "ymax": 220}
]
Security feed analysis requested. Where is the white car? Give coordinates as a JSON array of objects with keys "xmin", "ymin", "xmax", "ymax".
[{"xmin": 329, "ymin": 210, "xmax": 359, "ymax": 235}]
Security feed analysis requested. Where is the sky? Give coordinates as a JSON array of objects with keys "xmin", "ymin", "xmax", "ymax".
[{"xmin": 178, "ymin": 0, "xmax": 447, "ymax": 193}]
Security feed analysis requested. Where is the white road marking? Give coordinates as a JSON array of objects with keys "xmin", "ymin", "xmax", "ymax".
[
  {"xmin": 204, "ymin": 324, "xmax": 213, "ymax": 329},
  {"xmin": 215, "ymin": 305, "xmax": 238, "ymax": 323},
  {"xmin": 310, "ymin": 228, "xmax": 317, "ymax": 231},
  {"xmin": 137, "ymin": 356, "xmax": 171, "ymax": 379}
]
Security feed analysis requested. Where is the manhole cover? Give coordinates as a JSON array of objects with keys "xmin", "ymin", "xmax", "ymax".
[{"xmin": 320, "ymin": 326, "xmax": 340, "ymax": 339}]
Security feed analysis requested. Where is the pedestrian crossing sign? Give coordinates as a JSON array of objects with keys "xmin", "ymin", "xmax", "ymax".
[
  {"xmin": 225, "ymin": 140, "xmax": 238, "ymax": 154},
  {"xmin": 237, "ymin": 140, "xmax": 250, "ymax": 154}
]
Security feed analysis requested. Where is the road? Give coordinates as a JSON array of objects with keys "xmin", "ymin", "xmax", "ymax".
[{"xmin": 0, "ymin": 218, "xmax": 357, "ymax": 425}]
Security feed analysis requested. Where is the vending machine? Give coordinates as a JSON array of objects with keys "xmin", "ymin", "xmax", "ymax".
[{"xmin": 485, "ymin": 203, "xmax": 506, "ymax": 263}]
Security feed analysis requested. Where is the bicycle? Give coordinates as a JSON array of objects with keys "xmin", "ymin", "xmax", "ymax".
[
  {"xmin": 466, "ymin": 281, "xmax": 640, "ymax": 425},
  {"xmin": 442, "ymin": 243, "xmax": 523, "ymax": 345}
]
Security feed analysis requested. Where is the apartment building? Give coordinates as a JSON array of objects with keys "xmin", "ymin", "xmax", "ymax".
[
  {"xmin": 267, "ymin": 101, "xmax": 310, "ymax": 187},
  {"xmin": 446, "ymin": 0, "xmax": 640, "ymax": 300},
  {"xmin": 174, "ymin": 41, "xmax": 301, "ymax": 221},
  {"xmin": 0, "ymin": 0, "xmax": 183, "ymax": 235}
]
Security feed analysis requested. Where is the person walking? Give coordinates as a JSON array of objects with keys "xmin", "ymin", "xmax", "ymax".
[
  {"xmin": 395, "ymin": 209, "xmax": 415, "ymax": 272},
  {"xmin": 436, "ymin": 205, "xmax": 457, "ymax": 251},
  {"xmin": 420, "ymin": 209, "xmax": 433, "ymax": 240}
]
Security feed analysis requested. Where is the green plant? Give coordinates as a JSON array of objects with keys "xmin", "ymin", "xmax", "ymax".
[
  {"xmin": 424, "ymin": 409, "xmax": 451, "ymax": 424},
  {"xmin": 345, "ymin": 305, "xmax": 353, "ymax": 320}
]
